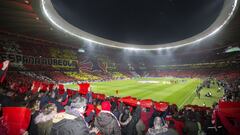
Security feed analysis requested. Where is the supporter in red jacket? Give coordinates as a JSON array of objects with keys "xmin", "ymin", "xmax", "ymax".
[{"xmin": 141, "ymin": 104, "xmax": 154, "ymax": 132}]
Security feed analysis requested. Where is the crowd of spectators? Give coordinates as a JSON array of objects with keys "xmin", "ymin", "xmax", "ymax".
[
  {"xmin": 0, "ymin": 51, "xmax": 239, "ymax": 135},
  {"xmin": 43, "ymin": 71, "xmax": 77, "ymax": 83},
  {"xmin": 219, "ymin": 78, "xmax": 240, "ymax": 102},
  {"xmin": 65, "ymin": 72, "xmax": 101, "ymax": 81},
  {"xmin": 0, "ymin": 71, "xmax": 239, "ymax": 135},
  {"xmin": 111, "ymin": 72, "xmax": 128, "ymax": 80},
  {"xmin": 148, "ymin": 70, "xmax": 240, "ymax": 80}
]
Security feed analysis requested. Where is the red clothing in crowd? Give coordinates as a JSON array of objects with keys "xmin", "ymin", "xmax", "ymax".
[
  {"xmin": 167, "ymin": 117, "xmax": 184, "ymax": 135},
  {"xmin": 141, "ymin": 106, "xmax": 154, "ymax": 132}
]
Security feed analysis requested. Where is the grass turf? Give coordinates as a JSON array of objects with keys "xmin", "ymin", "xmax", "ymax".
[{"xmin": 65, "ymin": 77, "xmax": 223, "ymax": 108}]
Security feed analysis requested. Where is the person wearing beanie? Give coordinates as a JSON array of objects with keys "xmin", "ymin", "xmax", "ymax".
[
  {"xmin": 119, "ymin": 101, "xmax": 141, "ymax": 135},
  {"xmin": 35, "ymin": 103, "xmax": 57, "ymax": 135},
  {"xmin": 51, "ymin": 96, "xmax": 99, "ymax": 135},
  {"xmin": 94, "ymin": 101, "xmax": 121, "ymax": 135},
  {"xmin": 146, "ymin": 116, "xmax": 168, "ymax": 135}
]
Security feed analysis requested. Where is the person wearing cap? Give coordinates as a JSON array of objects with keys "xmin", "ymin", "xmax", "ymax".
[
  {"xmin": 50, "ymin": 96, "xmax": 98, "ymax": 135},
  {"xmin": 94, "ymin": 101, "xmax": 121, "ymax": 135}
]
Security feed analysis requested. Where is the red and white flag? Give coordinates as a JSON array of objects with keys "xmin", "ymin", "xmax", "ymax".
[{"xmin": 0, "ymin": 60, "xmax": 10, "ymax": 83}]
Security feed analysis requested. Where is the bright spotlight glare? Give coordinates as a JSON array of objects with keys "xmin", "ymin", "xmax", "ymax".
[
  {"xmin": 78, "ymin": 49, "xmax": 85, "ymax": 53},
  {"xmin": 125, "ymin": 47, "xmax": 144, "ymax": 51}
]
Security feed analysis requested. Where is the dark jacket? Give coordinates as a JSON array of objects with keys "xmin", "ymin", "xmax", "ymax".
[
  {"xmin": 163, "ymin": 128, "xmax": 179, "ymax": 135},
  {"xmin": 51, "ymin": 116, "xmax": 89, "ymax": 135},
  {"xmin": 35, "ymin": 111, "xmax": 56, "ymax": 135},
  {"xmin": 0, "ymin": 94, "xmax": 15, "ymax": 107},
  {"xmin": 94, "ymin": 111, "xmax": 121, "ymax": 135},
  {"xmin": 40, "ymin": 95, "xmax": 50, "ymax": 109},
  {"xmin": 183, "ymin": 120, "xmax": 199, "ymax": 135},
  {"xmin": 50, "ymin": 107, "xmax": 94, "ymax": 135},
  {"xmin": 149, "ymin": 109, "xmax": 162, "ymax": 128},
  {"xmin": 85, "ymin": 111, "xmax": 95, "ymax": 123},
  {"xmin": 0, "ymin": 70, "xmax": 3, "ymax": 77},
  {"xmin": 47, "ymin": 97, "xmax": 65, "ymax": 112},
  {"xmin": 119, "ymin": 105, "xmax": 141, "ymax": 135},
  {"xmin": 86, "ymin": 91, "xmax": 93, "ymax": 104},
  {"xmin": 47, "ymin": 92, "xmax": 67, "ymax": 112},
  {"xmin": 136, "ymin": 119, "xmax": 145, "ymax": 135},
  {"xmin": 28, "ymin": 111, "xmax": 39, "ymax": 135}
]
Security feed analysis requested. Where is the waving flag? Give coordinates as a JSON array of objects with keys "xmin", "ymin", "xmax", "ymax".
[
  {"xmin": 78, "ymin": 82, "xmax": 90, "ymax": 95},
  {"xmin": 118, "ymin": 96, "xmax": 138, "ymax": 107},
  {"xmin": 140, "ymin": 99, "xmax": 153, "ymax": 108},
  {"xmin": 154, "ymin": 102, "xmax": 169, "ymax": 112},
  {"xmin": 2, "ymin": 107, "xmax": 31, "ymax": 135}
]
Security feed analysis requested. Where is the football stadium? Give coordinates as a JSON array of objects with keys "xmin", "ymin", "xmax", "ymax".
[{"xmin": 0, "ymin": 0, "xmax": 240, "ymax": 135}]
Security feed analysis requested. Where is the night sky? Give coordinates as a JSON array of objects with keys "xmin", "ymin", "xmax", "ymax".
[{"xmin": 52, "ymin": 0, "xmax": 224, "ymax": 45}]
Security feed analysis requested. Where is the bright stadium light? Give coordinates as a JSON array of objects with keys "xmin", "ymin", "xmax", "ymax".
[
  {"xmin": 124, "ymin": 47, "xmax": 145, "ymax": 51},
  {"xmin": 41, "ymin": 0, "xmax": 239, "ymax": 50},
  {"xmin": 24, "ymin": 0, "xmax": 30, "ymax": 4},
  {"xmin": 78, "ymin": 49, "xmax": 85, "ymax": 53},
  {"xmin": 225, "ymin": 46, "xmax": 240, "ymax": 53}
]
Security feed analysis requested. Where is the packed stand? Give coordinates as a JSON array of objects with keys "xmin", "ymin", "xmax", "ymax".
[
  {"xmin": 0, "ymin": 60, "xmax": 240, "ymax": 135},
  {"xmin": 65, "ymin": 72, "xmax": 100, "ymax": 81},
  {"xmin": 44, "ymin": 71, "xmax": 77, "ymax": 83},
  {"xmin": 1, "ymin": 76, "xmax": 239, "ymax": 135}
]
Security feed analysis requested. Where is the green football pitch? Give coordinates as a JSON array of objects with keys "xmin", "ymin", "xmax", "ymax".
[{"xmin": 65, "ymin": 77, "xmax": 223, "ymax": 108}]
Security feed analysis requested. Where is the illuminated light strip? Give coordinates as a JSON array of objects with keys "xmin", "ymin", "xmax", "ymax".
[
  {"xmin": 41, "ymin": 0, "xmax": 238, "ymax": 50},
  {"xmin": 41, "ymin": 0, "xmax": 129, "ymax": 50}
]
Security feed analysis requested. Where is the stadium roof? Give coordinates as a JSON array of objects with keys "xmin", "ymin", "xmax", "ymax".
[{"xmin": 0, "ymin": 0, "xmax": 240, "ymax": 51}]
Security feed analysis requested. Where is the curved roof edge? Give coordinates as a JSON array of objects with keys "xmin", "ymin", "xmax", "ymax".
[{"xmin": 41, "ymin": 0, "xmax": 239, "ymax": 50}]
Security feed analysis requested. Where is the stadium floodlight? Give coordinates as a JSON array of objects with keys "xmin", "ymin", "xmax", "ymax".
[
  {"xmin": 78, "ymin": 49, "xmax": 85, "ymax": 53},
  {"xmin": 124, "ymin": 47, "xmax": 145, "ymax": 51},
  {"xmin": 24, "ymin": 0, "xmax": 30, "ymax": 4},
  {"xmin": 225, "ymin": 46, "xmax": 240, "ymax": 53},
  {"xmin": 41, "ymin": 0, "xmax": 238, "ymax": 50}
]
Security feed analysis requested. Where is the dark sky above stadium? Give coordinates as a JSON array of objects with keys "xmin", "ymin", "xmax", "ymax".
[{"xmin": 52, "ymin": 0, "xmax": 224, "ymax": 45}]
